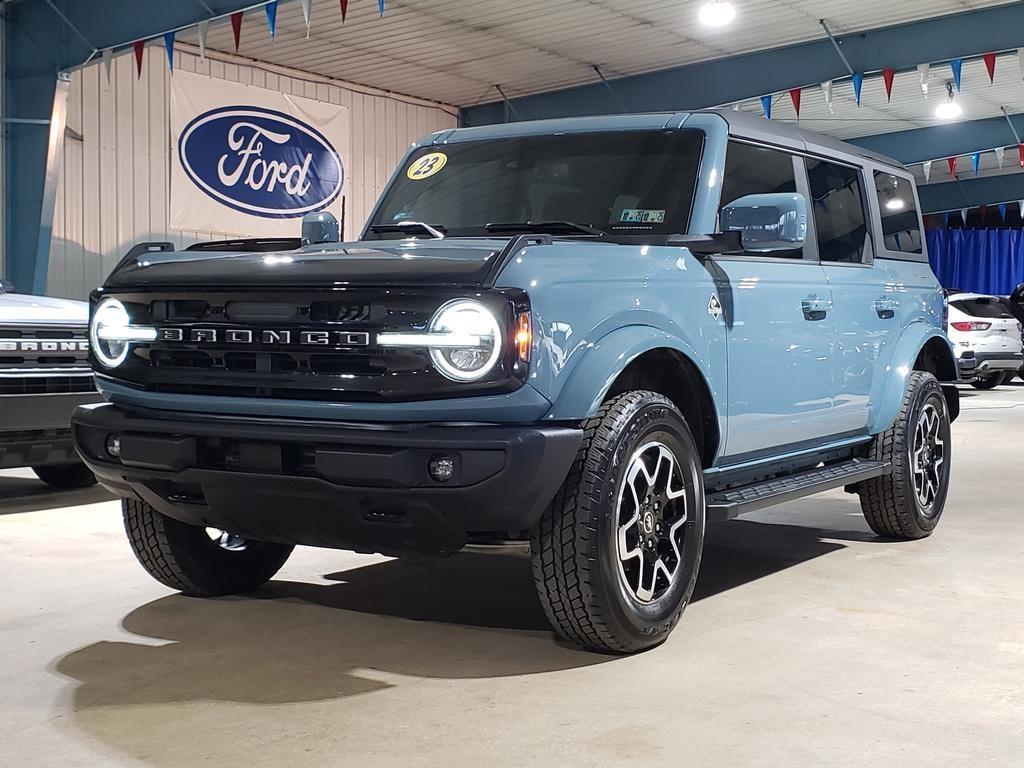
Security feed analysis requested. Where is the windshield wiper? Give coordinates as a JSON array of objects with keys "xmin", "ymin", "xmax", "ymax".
[
  {"xmin": 485, "ymin": 220, "xmax": 605, "ymax": 238},
  {"xmin": 369, "ymin": 221, "xmax": 447, "ymax": 239}
]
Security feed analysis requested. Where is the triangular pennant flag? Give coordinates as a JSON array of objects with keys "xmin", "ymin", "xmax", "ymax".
[
  {"xmin": 265, "ymin": 1, "xmax": 278, "ymax": 42},
  {"xmin": 995, "ymin": 146, "xmax": 1006, "ymax": 167},
  {"xmin": 340, "ymin": 0, "xmax": 349, "ymax": 22},
  {"xmin": 942, "ymin": 212, "xmax": 950, "ymax": 228},
  {"xmin": 918, "ymin": 63, "xmax": 930, "ymax": 95},
  {"xmin": 999, "ymin": 203, "xmax": 1007, "ymax": 221},
  {"xmin": 760, "ymin": 95, "xmax": 773, "ymax": 120},
  {"xmin": 979, "ymin": 204, "xmax": 989, "ymax": 222},
  {"xmin": 948, "ymin": 157, "xmax": 958, "ymax": 177},
  {"xmin": 852, "ymin": 73, "xmax": 864, "ymax": 106},
  {"xmin": 101, "ymin": 48, "xmax": 113, "ymax": 83},
  {"xmin": 164, "ymin": 32, "xmax": 175, "ymax": 72},
  {"xmin": 950, "ymin": 58, "xmax": 963, "ymax": 91},
  {"xmin": 1019, "ymin": 144, "xmax": 1024, "ymax": 168},
  {"xmin": 301, "ymin": 0, "xmax": 313, "ymax": 37},
  {"xmin": 883, "ymin": 68, "xmax": 896, "ymax": 102},
  {"xmin": 731, "ymin": 102, "xmax": 741, "ymax": 111},
  {"xmin": 972, "ymin": 152, "xmax": 981, "ymax": 175},
  {"xmin": 1019, "ymin": 49, "xmax": 1024, "ymax": 82},
  {"xmin": 961, "ymin": 208, "xmax": 969, "ymax": 225},
  {"xmin": 378, "ymin": 0, "xmax": 385, "ymax": 16},
  {"xmin": 133, "ymin": 40, "xmax": 145, "ymax": 79},
  {"xmin": 821, "ymin": 80, "xmax": 834, "ymax": 113},
  {"xmin": 197, "ymin": 21, "xmax": 209, "ymax": 60},
  {"xmin": 1019, "ymin": 201, "xmax": 1024, "ymax": 217},
  {"xmin": 789, "ymin": 88, "xmax": 801, "ymax": 119},
  {"xmin": 984, "ymin": 53, "xmax": 997, "ymax": 83},
  {"xmin": 231, "ymin": 11, "xmax": 244, "ymax": 52},
  {"xmin": 922, "ymin": 160, "xmax": 932, "ymax": 183}
]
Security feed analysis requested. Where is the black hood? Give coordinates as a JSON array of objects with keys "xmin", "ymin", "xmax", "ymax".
[{"xmin": 103, "ymin": 239, "xmax": 509, "ymax": 289}]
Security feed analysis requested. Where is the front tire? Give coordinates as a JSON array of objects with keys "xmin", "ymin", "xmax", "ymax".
[
  {"xmin": 530, "ymin": 391, "xmax": 705, "ymax": 654},
  {"xmin": 32, "ymin": 462, "xmax": 96, "ymax": 489},
  {"xmin": 123, "ymin": 499, "xmax": 294, "ymax": 596},
  {"xmin": 859, "ymin": 371, "xmax": 951, "ymax": 539}
]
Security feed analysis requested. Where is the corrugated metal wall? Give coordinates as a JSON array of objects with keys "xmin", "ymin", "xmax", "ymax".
[{"xmin": 47, "ymin": 45, "xmax": 457, "ymax": 299}]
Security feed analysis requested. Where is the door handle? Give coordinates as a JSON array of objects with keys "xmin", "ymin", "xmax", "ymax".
[
  {"xmin": 874, "ymin": 297, "xmax": 898, "ymax": 319},
  {"xmin": 801, "ymin": 294, "xmax": 832, "ymax": 321}
]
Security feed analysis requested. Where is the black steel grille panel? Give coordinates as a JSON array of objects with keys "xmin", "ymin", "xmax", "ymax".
[
  {"xmin": 101, "ymin": 289, "xmax": 529, "ymax": 402},
  {"xmin": 0, "ymin": 375, "xmax": 95, "ymax": 395},
  {"xmin": 0, "ymin": 326, "xmax": 90, "ymax": 371}
]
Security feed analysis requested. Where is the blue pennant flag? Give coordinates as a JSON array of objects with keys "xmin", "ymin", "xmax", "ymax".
[
  {"xmin": 950, "ymin": 58, "xmax": 963, "ymax": 91},
  {"xmin": 999, "ymin": 203, "xmax": 1008, "ymax": 221},
  {"xmin": 972, "ymin": 152, "xmax": 981, "ymax": 175},
  {"xmin": 379, "ymin": 0, "xmax": 385, "ymax": 16},
  {"xmin": 851, "ymin": 73, "xmax": 864, "ymax": 106},
  {"xmin": 760, "ymin": 95, "xmax": 773, "ymax": 119},
  {"xmin": 265, "ymin": 1, "xmax": 278, "ymax": 40},
  {"xmin": 942, "ymin": 212, "xmax": 950, "ymax": 228},
  {"xmin": 164, "ymin": 31, "xmax": 175, "ymax": 71}
]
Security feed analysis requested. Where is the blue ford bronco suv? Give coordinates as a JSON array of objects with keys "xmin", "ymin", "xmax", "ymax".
[{"xmin": 73, "ymin": 110, "xmax": 959, "ymax": 653}]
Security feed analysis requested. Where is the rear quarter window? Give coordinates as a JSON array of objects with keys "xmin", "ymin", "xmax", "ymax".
[{"xmin": 874, "ymin": 172, "xmax": 922, "ymax": 255}]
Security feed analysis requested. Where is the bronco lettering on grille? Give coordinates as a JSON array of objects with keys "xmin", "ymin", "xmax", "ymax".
[{"xmin": 156, "ymin": 328, "xmax": 371, "ymax": 347}]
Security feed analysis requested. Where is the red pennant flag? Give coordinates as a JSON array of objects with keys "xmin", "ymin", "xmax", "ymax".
[
  {"xmin": 133, "ymin": 40, "xmax": 145, "ymax": 79},
  {"xmin": 948, "ymin": 157, "xmax": 957, "ymax": 177},
  {"xmin": 984, "ymin": 53, "xmax": 997, "ymax": 83},
  {"xmin": 231, "ymin": 11, "xmax": 244, "ymax": 52},
  {"xmin": 883, "ymin": 68, "xmax": 895, "ymax": 101},
  {"xmin": 789, "ymin": 88, "xmax": 801, "ymax": 119},
  {"xmin": 340, "ymin": 0, "xmax": 349, "ymax": 21},
  {"xmin": 1019, "ymin": 144, "xmax": 1024, "ymax": 168}
]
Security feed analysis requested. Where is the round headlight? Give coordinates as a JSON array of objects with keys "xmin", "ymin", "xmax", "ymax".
[
  {"xmin": 428, "ymin": 299, "xmax": 502, "ymax": 382},
  {"xmin": 90, "ymin": 298, "xmax": 132, "ymax": 368}
]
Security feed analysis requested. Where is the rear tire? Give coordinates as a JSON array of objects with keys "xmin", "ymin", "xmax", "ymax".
[
  {"xmin": 530, "ymin": 391, "xmax": 705, "ymax": 654},
  {"xmin": 31, "ymin": 462, "xmax": 96, "ymax": 489},
  {"xmin": 971, "ymin": 373, "xmax": 1005, "ymax": 390},
  {"xmin": 859, "ymin": 371, "xmax": 951, "ymax": 540},
  {"xmin": 122, "ymin": 499, "xmax": 293, "ymax": 596}
]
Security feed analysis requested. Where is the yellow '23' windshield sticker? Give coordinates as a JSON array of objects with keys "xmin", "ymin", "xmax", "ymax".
[{"xmin": 406, "ymin": 152, "xmax": 448, "ymax": 180}]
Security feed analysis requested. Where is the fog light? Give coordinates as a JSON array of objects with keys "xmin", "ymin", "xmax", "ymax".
[
  {"xmin": 106, "ymin": 435, "xmax": 121, "ymax": 458},
  {"xmin": 428, "ymin": 455, "xmax": 455, "ymax": 483}
]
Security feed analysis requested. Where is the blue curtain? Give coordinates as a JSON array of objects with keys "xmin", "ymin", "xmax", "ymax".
[{"xmin": 926, "ymin": 229, "xmax": 1024, "ymax": 295}]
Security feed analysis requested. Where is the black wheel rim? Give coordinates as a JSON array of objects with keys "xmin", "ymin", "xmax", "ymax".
[
  {"xmin": 615, "ymin": 441, "xmax": 689, "ymax": 604},
  {"xmin": 910, "ymin": 402, "xmax": 946, "ymax": 517}
]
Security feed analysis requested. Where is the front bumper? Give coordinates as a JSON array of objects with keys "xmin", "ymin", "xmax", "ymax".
[
  {"xmin": 0, "ymin": 391, "xmax": 101, "ymax": 468},
  {"xmin": 72, "ymin": 403, "xmax": 582, "ymax": 557}
]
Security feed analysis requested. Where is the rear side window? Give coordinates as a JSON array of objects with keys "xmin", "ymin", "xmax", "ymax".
[
  {"xmin": 719, "ymin": 141, "xmax": 801, "ymax": 258},
  {"xmin": 952, "ymin": 298, "xmax": 1013, "ymax": 319},
  {"xmin": 874, "ymin": 173, "xmax": 923, "ymax": 254},
  {"xmin": 805, "ymin": 159, "xmax": 869, "ymax": 263}
]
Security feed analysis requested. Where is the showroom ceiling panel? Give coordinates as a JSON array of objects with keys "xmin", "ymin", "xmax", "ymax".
[{"xmin": 184, "ymin": 0, "xmax": 1021, "ymax": 108}]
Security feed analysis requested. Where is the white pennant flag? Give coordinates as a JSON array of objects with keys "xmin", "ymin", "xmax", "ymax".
[
  {"xmin": 1019, "ymin": 49, "xmax": 1024, "ymax": 81},
  {"xmin": 821, "ymin": 80, "xmax": 833, "ymax": 114},
  {"xmin": 922, "ymin": 160, "xmax": 932, "ymax": 183},
  {"xmin": 996, "ymin": 146, "xmax": 1006, "ymax": 167},
  {"xmin": 731, "ymin": 102, "xmax": 741, "ymax": 111},
  {"xmin": 101, "ymin": 48, "xmax": 113, "ymax": 83},
  {"xmin": 1019, "ymin": 200, "xmax": 1024, "ymax": 216},
  {"xmin": 197, "ymin": 20, "xmax": 209, "ymax": 60},
  {"xmin": 301, "ymin": 0, "xmax": 313, "ymax": 37},
  {"xmin": 918, "ymin": 63, "xmax": 930, "ymax": 96},
  {"xmin": 961, "ymin": 208, "xmax": 970, "ymax": 223}
]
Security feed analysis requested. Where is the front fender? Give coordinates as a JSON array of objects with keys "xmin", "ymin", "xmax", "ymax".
[
  {"xmin": 869, "ymin": 323, "xmax": 957, "ymax": 434},
  {"xmin": 541, "ymin": 325, "xmax": 724, "ymax": 428}
]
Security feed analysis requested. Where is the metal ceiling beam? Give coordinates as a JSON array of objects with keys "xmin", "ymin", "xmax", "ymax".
[
  {"xmin": 917, "ymin": 173, "xmax": 1024, "ymax": 213},
  {"xmin": 848, "ymin": 113, "xmax": 1024, "ymax": 165},
  {"xmin": 461, "ymin": 4, "xmax": 1024, "ymax": 126}
]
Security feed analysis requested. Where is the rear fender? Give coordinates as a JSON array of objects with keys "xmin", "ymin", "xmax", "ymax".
[{"xmin": 870, "ymin": 324, "xmax": 958, "ymax": 433}]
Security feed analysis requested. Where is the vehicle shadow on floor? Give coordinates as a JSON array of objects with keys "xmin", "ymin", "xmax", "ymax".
[
  {"xmin": 0, "ymin": 475, "xmax": 112, "ymax": 515},
  {"xmin": 54, "ymin": 517, "xmax": 851, "ymax": 712}
]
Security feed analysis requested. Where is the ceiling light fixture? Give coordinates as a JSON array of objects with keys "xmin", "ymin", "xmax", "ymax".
[
  {"xmin": 885, "ymin": 199, "xmax": 906, "ymax": 211},
  {"xmin": 935, "ymin": 82, "xmax": 962, "ymax": 120},
  {"xmin": 699, "ymin": 0, "xmax": 736, "ymax": 27}
]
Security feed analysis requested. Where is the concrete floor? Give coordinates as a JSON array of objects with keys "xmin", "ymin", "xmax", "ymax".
[{"xmin": 2, "ymin": 385, "xmax": 1023, "ymax": 768}]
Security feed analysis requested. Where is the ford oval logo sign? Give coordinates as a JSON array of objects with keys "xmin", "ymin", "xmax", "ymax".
[{"xmin": 178, "ymin": 106, "xmax": 343, "ymax": 219}]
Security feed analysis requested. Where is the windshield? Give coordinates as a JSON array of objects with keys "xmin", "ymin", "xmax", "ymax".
[{"xmin": 365, "ymin": 129, "xmax": 704, "ymax": 240}]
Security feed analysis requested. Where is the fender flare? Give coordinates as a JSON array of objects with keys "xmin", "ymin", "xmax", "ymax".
[
  {"xmin": 870, "ymin": 324, "xmax": 958, "ymax": 433},
  {"xmin": 542, "ymin": 325, "xmax": 722, "ymax": 426}
]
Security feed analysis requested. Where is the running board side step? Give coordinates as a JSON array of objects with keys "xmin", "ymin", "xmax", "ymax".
[{"xmin": 705, "ymin": 459, "xmax": 890, "ymax": 521}]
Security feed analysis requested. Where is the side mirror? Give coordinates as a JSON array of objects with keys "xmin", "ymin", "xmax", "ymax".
[
  {"xmin": 720, "ymin": 193, "xmax": 807, "ymax": 253},
  {"xmin": 301, "ymin": 211, "xmax": 340, "ymax": 245},
  {"xmin": 1010, "ymin": 283, "xmax": 1024, "ymax": 305}
]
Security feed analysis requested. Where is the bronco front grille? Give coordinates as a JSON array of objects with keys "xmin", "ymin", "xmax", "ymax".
[
  {"xmin": 0, "ymin": 326, "xmax": 94, "ymax": 396},
  {"xmin": 99, "ymin": 289, "xmax": 528, "ymax": 402}
]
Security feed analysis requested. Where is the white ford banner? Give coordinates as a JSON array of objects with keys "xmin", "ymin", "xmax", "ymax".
[{"xmin": 170, "ymin": 70, "xmax": 350, "ymax": 237}]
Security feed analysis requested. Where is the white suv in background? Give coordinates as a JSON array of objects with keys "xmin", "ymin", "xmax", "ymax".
[{"xmin": 947, "ymin": 292, "xmax": 1023, "ymax": 389}]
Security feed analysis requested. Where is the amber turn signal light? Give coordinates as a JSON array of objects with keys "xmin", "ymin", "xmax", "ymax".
[{"xmin": 516, "ymin": 312, "xmax": 532, "ymax": 362}]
